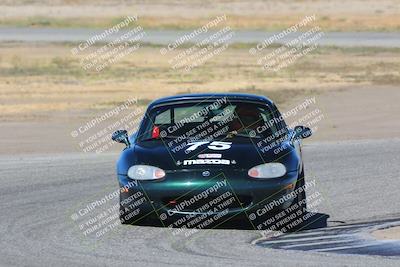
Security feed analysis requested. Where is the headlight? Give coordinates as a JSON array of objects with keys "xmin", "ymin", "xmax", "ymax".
[
  {"xmin": 127, "ymin": 165, "xmax": 166, "ymax": 180},
  {"xmin": 248, "ymin": 163, "xmax": 286, "ymax": 179}
]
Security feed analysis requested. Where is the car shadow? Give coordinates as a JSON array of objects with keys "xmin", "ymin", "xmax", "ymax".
[
  {"xmin": 213, "ymin": 212, "xmax": 330, "ymax": 231},
  {"xmin": 134, "ymin": 211, "xmax": 330, "ymax": 232}
]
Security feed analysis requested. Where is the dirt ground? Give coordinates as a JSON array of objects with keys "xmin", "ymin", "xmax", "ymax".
[
  {"xmin": 1, "ymin": 43, "xmax": 399, "ymax": 119},
  {"xmin": 1, "ymin": 84, "xmax": 399, "ymax": 155},
  {"xmin": 373, "ymin": 226, "xmax": 400, "ymax": 240}
]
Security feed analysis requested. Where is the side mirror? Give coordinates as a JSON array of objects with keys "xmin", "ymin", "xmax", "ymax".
[
  {"xmin": 293, "ymin": 125, "xmax": 312, "ymax": 140},
  {"xmin": 112, "ymin": 130, "xmax": 131, "ymax": 147}
]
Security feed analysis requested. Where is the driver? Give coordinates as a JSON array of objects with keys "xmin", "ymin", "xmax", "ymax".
[{"xmin": 229, "ymin": 104, "xmax": 263, "ymax": 132}]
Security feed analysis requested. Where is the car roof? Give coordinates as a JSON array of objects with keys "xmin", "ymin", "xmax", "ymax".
[{"xmin": 148, "ymin": 93, "xmax": 274, "ymax": 109}]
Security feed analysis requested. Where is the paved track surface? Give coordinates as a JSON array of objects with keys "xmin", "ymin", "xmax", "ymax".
[
  {"xmin": 1, "ymin": 139, "xmax": 400, "ymax": 266},
  {"xmin": 1, "ymin": 28, "xmax": 400, "ymax": 47}
]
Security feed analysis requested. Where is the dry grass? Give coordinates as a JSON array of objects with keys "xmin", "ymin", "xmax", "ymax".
[
  {"xmin": 1, "ymin": 14, "xmax": 400, "ymax": 32},
  {"xmin": 0, "ymin": 42, "xmax": 399, "ymax": 120}
]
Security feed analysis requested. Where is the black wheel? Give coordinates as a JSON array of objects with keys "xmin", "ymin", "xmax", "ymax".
[
  {"xmin": 280, "ymin": 167, "xmax": 308, "ymax": 232},
  {"xmin": 287, "ymin": 167, "xmax": 307, "ymax": 214},
  {"xmin": 292, "ymin": 167, "xmax": 307, "ymax": 212},
  {"xmin": 248, "ymin": 168, "xmax": 308, "ymax": 231}
]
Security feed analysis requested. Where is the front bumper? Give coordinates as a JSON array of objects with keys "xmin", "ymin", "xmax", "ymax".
[{"xmin": 118, "ymin": 169, "xmax": 298, "ymax": 225}]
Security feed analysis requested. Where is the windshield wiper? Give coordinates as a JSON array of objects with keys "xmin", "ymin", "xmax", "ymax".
[
  {"xmin": 223, "ymin": 131, "xmax": 261, "ymax": 139},
  {"xmin": 140, "ymin": 136, "xmax": 179, "ymax": 142}
]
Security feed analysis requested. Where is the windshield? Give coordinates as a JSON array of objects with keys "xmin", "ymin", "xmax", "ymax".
[{"xmin": 137, "ymin": 100, "xmax": 287, "ymax": 143}]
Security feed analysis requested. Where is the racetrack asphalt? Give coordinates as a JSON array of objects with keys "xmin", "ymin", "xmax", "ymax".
[
  {"xmin": 1, "ymin": 28, "xmax": 400, "ymax": 47},
  {"xmin": 0, "ymin": 139, "xmax": 399, "ymax": 266}
]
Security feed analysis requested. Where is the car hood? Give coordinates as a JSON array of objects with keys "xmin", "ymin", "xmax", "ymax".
[{"xmin": 117, "ymin": 139, "xmax": 300, "ymax": 174}]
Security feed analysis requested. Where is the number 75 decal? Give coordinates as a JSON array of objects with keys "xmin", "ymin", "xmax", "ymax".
[{"xmin": 186, "ymin": 141, "xmax": 232, "ymax": 151}]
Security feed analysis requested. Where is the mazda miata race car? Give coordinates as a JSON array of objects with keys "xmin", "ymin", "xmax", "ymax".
[{"xmin": 112, "ymin": 93, "xmax": 312, "ymax": 228}]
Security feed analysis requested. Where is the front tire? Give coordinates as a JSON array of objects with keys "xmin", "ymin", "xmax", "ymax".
[
  {"xmin": 280, "ymin": 168, "xmax": 308, "ymax": 232},
  {"xmin": 290, "ymin": 168, "xmax": 307, "ymax": 212}
]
